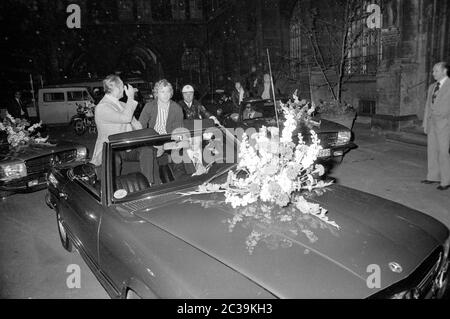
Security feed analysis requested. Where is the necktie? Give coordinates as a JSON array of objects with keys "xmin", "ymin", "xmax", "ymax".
[{"xmin": 432, "ymin": 82, "xmax": 440, "ymax": 104}]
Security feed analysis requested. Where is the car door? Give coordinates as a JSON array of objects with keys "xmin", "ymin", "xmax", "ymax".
[
  {"xmin": 39, "ymin": 91, "xmax": 67, "ymax": 124},
  {"xmin": 58, "ymin": 175, "xmax": 103, "ymax": 267}
]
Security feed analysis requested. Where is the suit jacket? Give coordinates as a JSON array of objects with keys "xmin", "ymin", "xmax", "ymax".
[
  {"xmin": 243, "ymin": 110, "xmax": 263, "ymax": 120},
  {"xmin": 91, "ymin": 95, "xmax": 138, "ymax": 166},
  {"xmin": 7, "ymin": 98, "xmax": 28, "ymax": 119},
  {"xmin": 423, "ymin": 79, "xmax": 450, "ymax": 134},
  {"xmin": 178, "ymin": 99, "xmax": 212, "ymax": 120},
  {"xmin": 138, "ymin": 99, "xmax": 183, "ymax": 135},
  {"xmin": 231, "ymin": 89, "xmax": 249, "ymax": 110}
]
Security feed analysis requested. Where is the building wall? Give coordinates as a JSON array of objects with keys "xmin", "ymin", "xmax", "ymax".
[{"xmin": 280, "ymin": 0, "xmax": 450, "ymax": 129}]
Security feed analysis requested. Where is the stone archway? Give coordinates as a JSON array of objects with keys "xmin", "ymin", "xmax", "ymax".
[{"xmin": 116, "ymin": 45, "xmax": 164, "ymax": 82}]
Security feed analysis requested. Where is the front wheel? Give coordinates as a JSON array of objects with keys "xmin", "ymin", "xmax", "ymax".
[
  {"xmin": 73, "ymin": 119, "xmax": 86, "ymax": 136},
  {"xmin": 56, "ymin": 211, "xmax": 73, "ymax": 252}
]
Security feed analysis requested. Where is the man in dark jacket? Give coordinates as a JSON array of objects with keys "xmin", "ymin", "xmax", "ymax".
[
  {"xmin": 7, "ymin": 91, "xmax": 28, "ymax": 119},
  {"xmin": 178, "ymin": 85, "xmax": 220, "ymax": 125}
]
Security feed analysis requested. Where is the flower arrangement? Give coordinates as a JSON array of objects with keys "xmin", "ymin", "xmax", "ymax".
[
  {"xmin": 280, "ymin": 90, "xmax": 320, "ymax": 128},
  {"xmin": 179, "ymin": 98, "xmax": 339, "ymax": 233},
  {"xmin": 0, "ymin": 113, "xmax": 48, "ymax": 148},
  {"xmin": 317, "ymin": 99, "xmax": 355, "ymax": 116}
]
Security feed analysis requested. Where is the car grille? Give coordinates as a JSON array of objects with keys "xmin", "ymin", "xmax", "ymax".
[
  {"xmin": 412, "ymin": 247, "xmax": 446, "ymax": 298},
  {"xmin": 317, "ymin": 132, "xmax": 338, "ymax": 148},
  {"xmin": 369, "ymin": 247, "xmax": 448, "ymax": 299},
  {"xmin": 26, "ymin": 150, "xmax": 77, "ymax": 175}
]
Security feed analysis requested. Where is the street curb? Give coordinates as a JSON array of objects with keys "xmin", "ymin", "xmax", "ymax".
[{"xmin": 385, "ymin": 132, "xmax": 427, "ymax": 147}]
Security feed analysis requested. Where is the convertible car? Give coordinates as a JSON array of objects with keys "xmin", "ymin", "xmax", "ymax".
[
  {"xmin": 46, "ymin": 120, "xmax": 449, "ymax": 299},
  {"xmin": 0, "ymin": 131, "xmax": 87, "ymax": 198},
  {"xmin": 221, "ymin": 98, "xmax": 356, "ymax": 161}
]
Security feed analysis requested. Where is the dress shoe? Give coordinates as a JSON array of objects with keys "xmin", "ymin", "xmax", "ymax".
[
  {"xmin": 421, "ymin": 180, "xmax": 439, "ymax": 184},
  {"xmin": 437, "ymin": 185, "xmax": 450, "ymax": 191}
]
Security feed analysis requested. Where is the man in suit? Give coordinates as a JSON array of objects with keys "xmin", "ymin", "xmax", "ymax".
[
  {"xmin": 422, "ymin": 62, "xmax": 450, "ymax": 190},
  {"xmin": 242, "ymin": 102, "xmax": 263, "ymax": 120},
  {"xmin": 231, "ymin": 81, "xmax": 249, "ymax": 112},
  {"xmin": 7, "ymin": 91, "xmax": 28, "ymax": 119},
  {"xmin": 138, "ymin": 79, "xmax": 184, "ymax": 185},
  {"xmin": 91, "ymin": 75, "xmax": 139, "ymax": 167}
]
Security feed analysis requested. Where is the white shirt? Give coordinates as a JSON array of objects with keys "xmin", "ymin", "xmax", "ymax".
[
  {"xmin": 16, "ymin": 98, "xmax": 25, "ymax": 115},
  {"xmin": 238, "ymin": 89, "xmax": 244, "ymax": 104},
  {"xmin": 154, "ymin": 102, "xmax": 170, "ymax": 134},
  {"xmin": 438, "ymin": 76, "xmax": 448, "ymax": 87},
  {"xmin": 261, "ymin": 82, "xmax": 271, "ymax": 100}
]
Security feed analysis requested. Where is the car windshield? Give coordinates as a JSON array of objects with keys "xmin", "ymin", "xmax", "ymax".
[{"xmin": 110, "ymin": 126, "xmax": 238, "ymax": 202}]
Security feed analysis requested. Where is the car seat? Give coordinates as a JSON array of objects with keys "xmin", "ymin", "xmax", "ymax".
[{"xmin": 114, "ymin": 172, "xmax": 150, "ymax": 194}]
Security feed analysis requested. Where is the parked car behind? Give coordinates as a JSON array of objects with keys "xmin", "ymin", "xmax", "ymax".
[
  {"xmin": 46, "ymin": 120, "xmax": 449, "ymax": 299},
  {"xmin": 221, "ymin": 98, "xmax": 356, "ymax": 161},
  {"xmin": 0, "ymin": 131, "xmax": 87, "ymax": 198},
  {"xmin": 38, "ymin": 86, "xmax": 94, "ymax": 124},
  {"xmin": 199, "ymin": 89, "xmax": 234, "ymax": 120}
]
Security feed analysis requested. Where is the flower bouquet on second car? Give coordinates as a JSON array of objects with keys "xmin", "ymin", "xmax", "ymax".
[{"xmin": 0, "ymin": 112, "xmax": 87, "ymax": 198}]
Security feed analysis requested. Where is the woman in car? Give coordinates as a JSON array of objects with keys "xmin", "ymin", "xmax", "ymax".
[{"xmin": 231, "ymin": 81, "xmax": 249, "ymax": 112}]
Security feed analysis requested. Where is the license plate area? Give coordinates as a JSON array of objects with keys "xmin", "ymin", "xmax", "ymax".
[{"xmin": 318, "ymin": 148, "xmax": 331, "ymax": 157}]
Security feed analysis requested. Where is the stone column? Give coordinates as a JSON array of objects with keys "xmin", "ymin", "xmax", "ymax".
[{"xmin": 375, "ymin": 0, "xmax": 423, "ymax": 130}]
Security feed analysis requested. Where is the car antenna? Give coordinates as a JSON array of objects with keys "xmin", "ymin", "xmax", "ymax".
[{"xmin": 266, "ymin": 48, "xmax": 280, "ymax": 130}]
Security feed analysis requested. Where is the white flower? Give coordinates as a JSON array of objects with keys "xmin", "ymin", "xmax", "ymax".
[
  {"xmin": 203, "ymin": 132, "xmax": 214, "ymax": 140},
  {"xmin": 277, "ymin": 171, "xmax": 293, "ymax": 193}
]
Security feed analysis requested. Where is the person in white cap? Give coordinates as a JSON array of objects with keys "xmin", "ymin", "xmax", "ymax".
[{"xmin": 178, "ymin": 84, "xmax": 220, "ymax": 125}]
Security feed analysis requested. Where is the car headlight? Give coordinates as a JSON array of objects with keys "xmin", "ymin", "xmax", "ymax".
[
  {"xmin": 390, "ymin": 289, "xmax": 417, "ymax": 299},
  {"xmin": 76, "ymin": 147, "xmax": 88, "ymax": 161},
  {"xmin": 336, "ymin": 131, "xmax": 351, "ymax": 146},
  {"xmin": 0, "ymin": 163, "xmax": 27, "ymax": 181}
]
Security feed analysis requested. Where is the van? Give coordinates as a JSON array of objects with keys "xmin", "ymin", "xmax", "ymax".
[{"xmin": 38, "ymin": 87, "xmax": 94, "ymax": 124}]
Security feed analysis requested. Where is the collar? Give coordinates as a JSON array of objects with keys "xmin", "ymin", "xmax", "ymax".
[
  {"xmin": 184, "ymin": 101, "xmax": 193, "ymax": 108},
  {"xmin": 439, "ymin": 76, "xmax": 448, "ymax": 87},
  {"xmin": 105, "ymin": 94, "xmax": 121, "ymax": 106},
  {"xmin": 158, "ymin": 101, "xmax": 170, "ymax": 110}
]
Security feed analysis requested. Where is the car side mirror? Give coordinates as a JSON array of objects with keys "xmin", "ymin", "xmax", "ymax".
[{"xmin": 73, "ymin": 163, "xmax": 98, "ymax": 184}]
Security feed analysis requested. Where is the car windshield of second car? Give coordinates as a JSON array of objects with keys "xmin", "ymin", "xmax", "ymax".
[{"xmin": 111, "ymin": 128, "xmax": 237, "ymax": 201}]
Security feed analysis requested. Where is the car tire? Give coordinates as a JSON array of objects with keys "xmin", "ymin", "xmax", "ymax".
[
  {"xmin": 73, "ymin": 120, "xmax": 86, "ymax": 136},
  {"xmin": 56, "ymin": 211, "xmax": 73, "ymax": 252},
  {"xmin": 125, "ymin": 289, "xmax": 142, "ymax": 299}
]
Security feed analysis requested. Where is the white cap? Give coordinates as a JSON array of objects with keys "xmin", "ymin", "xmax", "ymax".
[{"xmin": 182, "ymin": 85, "xmax": 194, "ymax": 93}]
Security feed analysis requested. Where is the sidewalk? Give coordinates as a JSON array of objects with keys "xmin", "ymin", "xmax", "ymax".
[{"xmin": 351, "ymin": 122, "xmax": 427, "ymax": 148}]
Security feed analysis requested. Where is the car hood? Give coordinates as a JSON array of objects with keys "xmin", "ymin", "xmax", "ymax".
[
  {"xmin": 0, "ymin": 140, "xmax": 80, "ymax": 164},
  {"xmin": 130, "ymin": 185, "xmax": 447, "ymax": 298}
]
